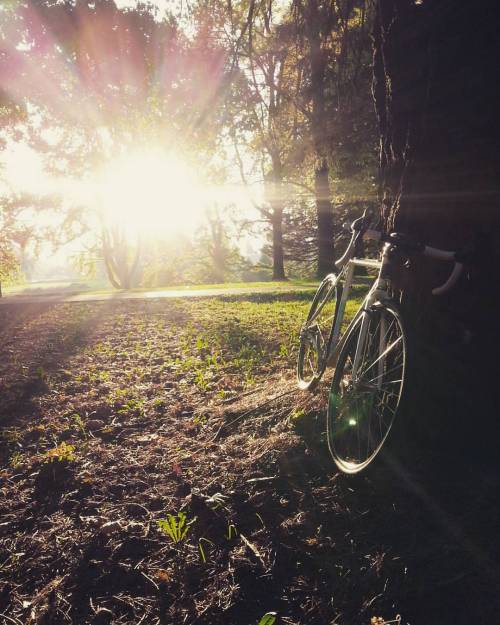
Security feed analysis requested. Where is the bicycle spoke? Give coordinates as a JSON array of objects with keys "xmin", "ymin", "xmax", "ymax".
[
  {"xmin": 357, "ymin": 335, "xmax": 403, "ymax": 379},
  {"xmin": 359, "ymin": 315, "xmax": 380, "ymax": 374},
  {"xmin": 375, "ymin": 399, "xmax": 396, "ymax": 415},
  {"xmin": 381, "ymin": 317, "xmax": 396, "ymax": 346},
  {"xmin": 364, "ymin": 359, "xmax": 403, "ymax": 385},
  {"xmin": 320, "ymin": 313, "xmax": 336, "ymax": 325}
]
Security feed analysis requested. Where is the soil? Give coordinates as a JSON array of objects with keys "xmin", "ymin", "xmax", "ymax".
[{"xmin": 0, "ymin": 297, "xmax": 498, "ymax": 625}]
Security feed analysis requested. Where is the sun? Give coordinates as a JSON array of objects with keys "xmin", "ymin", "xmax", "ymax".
[{"xmin": 97, "ymin": 148, "xmax": 206, "ymax": 238}]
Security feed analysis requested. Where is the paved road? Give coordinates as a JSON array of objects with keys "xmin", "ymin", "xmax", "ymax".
[{"xmin": 0, "ymin": 284, "xmax": 316, "ymax": 305}]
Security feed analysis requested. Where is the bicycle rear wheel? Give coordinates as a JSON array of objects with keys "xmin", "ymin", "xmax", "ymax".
[
  {"xmin": 327, "ymin": 303, "xmax": 406, "ymax": 473},
  {"xmin": 297, "ymin": 274, "xmax": 340, "ymax": 390}
]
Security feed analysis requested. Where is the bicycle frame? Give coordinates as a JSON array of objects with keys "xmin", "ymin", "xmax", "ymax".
[
  {"xmin": 326, "ymin": 254, "xmax": 386, "ymax": 371},
  {"xmin": 331, "ymin": 257, "xmax": 382, "ymax": 346}
]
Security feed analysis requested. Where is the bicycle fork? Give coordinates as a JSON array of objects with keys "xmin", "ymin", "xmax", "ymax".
[{"xmin": 352, "ymin": 254, "xmax": 392, "ymax": 387}]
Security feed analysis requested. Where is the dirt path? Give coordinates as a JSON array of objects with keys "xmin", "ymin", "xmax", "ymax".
[{"xmin": 0, "ymin": 284, "xmax": 316, "ymax": 306}]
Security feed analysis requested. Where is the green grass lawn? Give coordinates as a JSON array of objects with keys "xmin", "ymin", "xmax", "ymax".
[
  {"xmin": 3, "ymin": 278, "xmax": 318, "ymax": 298},
  {"xmin": 130, "ymin": 279, "xmax": 318, "ymax": 291}
]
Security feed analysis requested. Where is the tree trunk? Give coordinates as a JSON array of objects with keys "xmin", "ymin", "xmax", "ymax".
[
  {"xmin": 265, "ymin": 163, "xmax": 287, "ymax": 281},
  {"xmin": 307, "ymin": 0, "xmax": 334, "ymax": 278},
  {"xmin": 208, "ymin": 209, "xmax": 226, "ymax": 283},
  {"xmin": 373, "ymin": 0, "xmax": 500, "ymax": 452},
  {"xmin": 101, "ymin": 225, "xmax": 141, "ymax": 289},
  {"xmin": 315, "ymin": 159, "xmax": 334, "ymax": 278},
  {"xmin": 271, "ymin": 209, "xmax": 286, "ymax": 281}
]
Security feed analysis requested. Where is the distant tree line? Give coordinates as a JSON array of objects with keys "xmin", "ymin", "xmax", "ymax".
[{"xmin": 0, "ymin": 0, "xmax": 377, "ymax": 287}]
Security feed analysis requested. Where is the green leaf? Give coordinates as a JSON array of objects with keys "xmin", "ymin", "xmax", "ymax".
[
  {"xmin": 259, "ymin": 613, "xmax": 277, "ymax": 625},
  {"xmin": 198, "ymin": 541, "xmax": 206, "ymax": 563},
  {"xmin": 156, "ymin": 513, "xmax": 194, "ymax": 543}
]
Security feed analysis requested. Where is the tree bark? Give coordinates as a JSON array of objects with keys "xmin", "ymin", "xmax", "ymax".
[
  {"xmin": 265, "ymin": 162, "xmax": 287, "ymax": 281},
  {"xmin": 307, "ymin": 0, "xmax": 335, "ymax": 278},
  {"xmin": 315, "ymin": 159, "xmax": 334, "ymax": 277},
  {"xmin": 271, "ymin": 208, "xmax": 286, "ymax": 280},
  {"xmin": 373, "ymin": 0, "xmax": 500, "ymax": 452},
  {"xmin": 208, "ymin": 209, "xmax": 226, "ymax": 283}
]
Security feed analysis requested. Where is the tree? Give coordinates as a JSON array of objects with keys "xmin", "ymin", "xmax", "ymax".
[
  {"xmin": 101, "ymin": 224, "xmax": 141, "ymax": 289},
  {"xmin": 0, "ymin": 191, "xmax": 71, "ymax": 289},
  {"xmin": 373, "ymin": 0, "xmax": 500, "ymax": 446},
  {"xmin": 200, "ymin": 204, "xmax": 240, "ymax": 283},
  {"xmin": 291, "ymin": 0, "xmax": 374, "ymax": 277},
  {"xmin": 1, "ymin": 0, "xmax": 229, "ymax": 287},
  {"xmin": 292, "ymin": 0, "xmax": 336, "ymax": 277},
  {"xmin": 223, "ymin": 1, "xmax": 304, "ymax": 281}
]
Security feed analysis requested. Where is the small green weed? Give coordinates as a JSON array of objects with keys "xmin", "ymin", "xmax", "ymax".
[
  {"xmin": 156, "ymin": 512, "xmax": 194, "ymax": 543},
  {"xmin": 117, "ymin": 398, "xmax": 144, "ymax": 416},
  {"xmin": 72, "ymin": 413, "xmax": 88, "ymax": 440},
  {"xmin": 227, "ymin": 522, "xmax": 238, "ymax": 540},
  {"xmin": 288, "ymin": 408, "xmax": 306, "ymax": 427},
  {"xmin": 35, "ymin": 366, "xmax": 46, "ymax": 380},
  {"xmin": 10, "ymin": 451, "xmax": 25, "ymax": 469},
  {"xmin": 44, "ymin": 442, "xmax": 76, "ymax": 463},
  {"xmin": 109, "ymin": 388, "xmax": 145, "ymax": 415},
  {"xmin": 291, "ymin": 408, "xmax": 305, "ymax": 420},
  {"xmin": 1, "ymin": 428, "xmax": 22, "ymax": 443},
  {"xmin": 279, "ymin": 342, "xmax": 289, "ymax": 357},
  {"xmin": 193, "ymin": 414, "xmax": 208, "ymax": 427},
  {"xmin": 194, "ymin": 369, "xmax": 209, "ymax": 390},
  {"xmin": 198, "ymin": 537, "xmax": 214, "ymax": 563},
  {"xmin": 258, "ymin": 613, "xmax": 277, "ymax": 625}
]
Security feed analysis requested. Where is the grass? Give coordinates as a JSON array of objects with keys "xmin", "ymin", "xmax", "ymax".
[
  {"xmin": 129, "ymin": 279, "xmax": 318, "ymax": 292},
  {"xmin": 3, "ymin": 278, "xmax": 318, "ymax": 299}
]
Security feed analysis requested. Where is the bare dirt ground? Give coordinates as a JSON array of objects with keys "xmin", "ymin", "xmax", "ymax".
[{"xmin": 0, "ymin": 296, "xmax": 498, "ymax": 625}]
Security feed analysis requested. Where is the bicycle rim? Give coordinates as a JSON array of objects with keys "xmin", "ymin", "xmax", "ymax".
[
  {"xmin": 297, "ymin": 274, "xmax": 339, "ymax": 390},
  {"xmin": 327, "ymin": 304, "xmax": 406, "ymax": 473}
]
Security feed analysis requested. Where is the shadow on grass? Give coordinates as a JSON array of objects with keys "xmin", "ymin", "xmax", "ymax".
[
  {"xmin": 218, "ymin": 283, "xmax": 370, "ymax": 305},
  {"xmin": 0, "ymin": 302, "xmax": 108, "ymax": 430}
]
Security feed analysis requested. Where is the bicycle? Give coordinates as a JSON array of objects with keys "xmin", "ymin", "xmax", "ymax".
[{"xmin": 297, "ymin": 211, "xmax": 464, "ymax": 473}]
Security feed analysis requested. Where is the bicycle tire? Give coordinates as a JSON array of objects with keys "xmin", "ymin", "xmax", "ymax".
[
  {"xmin": 297, "ymin": 274, "xmax": 340, "ymax": 391},
  {"xmin": 327, "ymin": 302, "xmax": 406, "ymax": 473}
]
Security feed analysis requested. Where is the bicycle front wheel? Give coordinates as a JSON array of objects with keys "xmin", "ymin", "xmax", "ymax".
[
  {"xmin": 327, "ymin": 303, "xmax": 406, "ymax": 473},
  {"xmin": 297, "ymin": 274, "xmax": 340, "ymax": 390}
]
